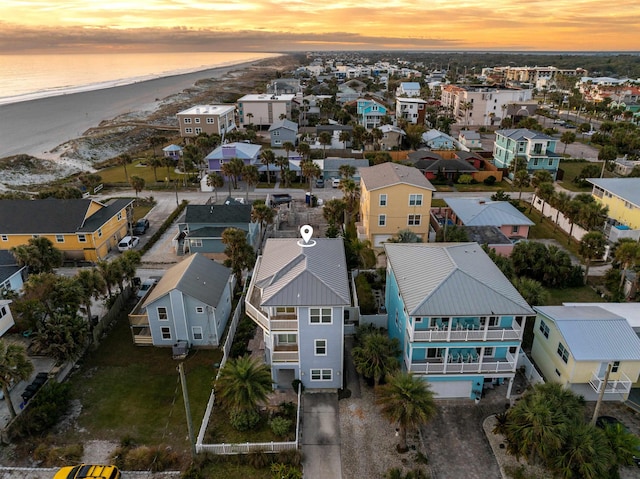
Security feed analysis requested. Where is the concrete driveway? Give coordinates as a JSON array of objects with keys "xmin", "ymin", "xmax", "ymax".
[{"xmin": 302, "ymin": 393, "xmax": 341, "ymax": 479}]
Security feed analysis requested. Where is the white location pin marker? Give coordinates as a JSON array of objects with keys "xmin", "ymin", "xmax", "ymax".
[{"xmin": 300, "ymin": 225, "xmax": 313, "ymax": 244}]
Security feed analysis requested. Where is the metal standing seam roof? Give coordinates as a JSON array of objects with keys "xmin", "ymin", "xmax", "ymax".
[
  {"xmin": 535, "ymin": 306, "xmax": 640, "ymax": 361},
  {"xmin": 443, "ymin": 197, "xmax": 534, "ymax": 227},
  {"xmin": 359, "ymin": 162, "xmax": 436, "ymax": 192},
  {"xmin": 205, "ymin": 142, "xmax": 262, "ymax": 160},
  {"xmin": 254, "ymin": 238, "xmax": 350, "ymax": 307},
  {"xmin": 143, "ymin": 253, "xmax": 232, "ymax": 308},
  {"xmin": 384, "ymin": 243, "xmax": 533, "ymax": 317},
  {"xmin": 587, "ymin": 178, "xmax": 640, "ymax": 208},
  {"xmin": 496, "ymin": 128, "xmax": 554, "ymax": 141},
  {"xmin": 268, "ymin": 119, "xmax": 298, "ymax": 132}
]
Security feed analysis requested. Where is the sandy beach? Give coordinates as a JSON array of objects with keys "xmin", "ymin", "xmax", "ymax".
[{"xmin": 0, "ymin": 57, "xmax": 278, "ymax": 160}]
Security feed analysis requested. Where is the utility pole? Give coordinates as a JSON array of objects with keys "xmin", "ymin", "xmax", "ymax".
[
  {"xmin": 591, "ymin": 362, "xmax": 612, "ymax": 426},
  {"xmin": 178, "ymin": 362, "xmax": 196, "ymax": 457}
]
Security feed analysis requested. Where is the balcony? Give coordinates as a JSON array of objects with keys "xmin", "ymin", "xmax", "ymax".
[
  {"xmin": 128, "ymin": 311, "xmax": 153, "ymax": 345},
  {"xmin": 408, "ymin": 351, "xmax": 517, "ymax": 375},
  {"xmin": 410, "ymin": 318, "xmax": 523, "ymax": 342},
  {"xmin": 272, "ymin": 347, "xmax": 299, "ymax": 363},
  {"xmin": 589, "ymin": 371, "xmax": 632, "ymax": 395}
]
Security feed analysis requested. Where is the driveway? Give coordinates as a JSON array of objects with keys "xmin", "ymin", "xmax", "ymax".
[{"xmin": 302, "ymin": 393, "xmax": 341, "ymax": 479}]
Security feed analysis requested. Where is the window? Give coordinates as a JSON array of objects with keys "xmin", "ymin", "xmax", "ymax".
[
  {"xmin": 484, "ymin": 347, "xmax": 494, "ymax": 357},
  {"xmin": 97, "ymin": 229, "xmax": 102, "ymax": 238},
  {"xmin": 272, "ymin": 130, "xmax": 280, "ymax": 136},
  {"xmin": 194, "ymin": 118, "xmax": 200, "ymax": 124},
  {"xmin": 277, "ymin": 334, "xmax": 297, "ymax": 344},
  {"xmin": 195, "ymin": 127, "xmax": 202, "ymax": 134},
  {"xmin": 533, "ymin": 158, "xmax": 539, "ymax": 166},
  {"xmin": 409, "ymin": 194, "xmax": 423, "ymax": 206},
  {"xmin": 315, "ymin": 339, "xmax": 327, "ymax": 356},
  {"xmin": 190, "ymin": 239, "xmax": 203, "ymax": 248},
  {"xmin": 557, "ymin": 342, "xmax": 569, "ymax": 363},
  {"xmin": 0, "ymin": 306, "xmax": 6, "ymax": 318},
  {"xmin": 192, "ymin": 327, "xmax": 203, "ymax": 340},
  {"xmin": 157, "ymin": 307, "xmax": 168, "ymax": 321},
  {"xmin": 310, "ymin": 308, "xmax": 332, "ymax": 324},
  {"xmin": 533, "ymin": 143, "xmax": 543, "ymax": 154},
  {"xmin": 276, "ymin": 306, "xmax": 295, "ymax": 314},
  {"xmin": 206, "ymin": 118, "xmax": 214, "ymax": 124},
  {"xmin": 548, "ymin": 158, "xmax": 553, "ymax": 166},
  {"xmin": 612, "ymin": 361, "xmax": 620, "ymax": 373},
  {"xmin": 195, "ymin": 306, "xmax": 204, "ymax": 314},
  {"xmin": 56, "ymin": 235, "xmax": 64, "ymax": 243},
  {"xmin": 408, "ymin": 214, "xmax": 421, "ymax": 226},
  {"xmin": 161, "ymin": 327, "xmax": 171, "ymax": 340},
  {"xmin": 77, "ymin": 234, "xmax": 86, "ymax": 243},
  {"xmin": 511, "ymin": 225, "xmax": 520, "ymax": 234},
  {"xmin": 117, "ymin": 212, "xmax": 122, "ymax": 221},
  {"xmin": 415, "ymin": 317, "xmax": 423, "ymax": 323},
  {"xmin": 378, "ymin": 214, "xmax": 386, "ymax": 226},
  {"xmin": 310, "ymin": 369, "xmax": 332, "ymax": 381},
  {"xmin": 0, "ymin": 235, "xmax": 7, "ymax": 241},
  {"xmin": 379, "ymin": 194, "xmax": 387, "ymax": 206},
  {"xmin": 539, "ymin": 320, "xmax": 550, "ymax": 338},
  {"xmin": 183, "ymin": 118, "xmax": 192, "ymax": 124},
  {"xmin": 185, "ymin": 127, "xmax": 193, "ymax": 134}
]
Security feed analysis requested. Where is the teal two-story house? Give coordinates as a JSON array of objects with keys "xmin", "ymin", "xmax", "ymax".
[
  {"xmin": 493, "ymin": 128, "xmax": 561, "ymax": 180},
  {"xmin": 384, "ymin": 243, "xmax": 534, "ymax": 399}
]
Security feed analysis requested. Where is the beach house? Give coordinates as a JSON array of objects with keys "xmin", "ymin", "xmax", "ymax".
[
  {"xmin": 358, "ymin": 162, "xmax": 435, "ymax": 246},
  {"xmin": 588, "ymin": 178, "xmax": 640, "ymax": 241},
  {"xmin": 395, "ymin": 97, "xmax": 428, "ymax": 125},
  {"xmin": 492, "ymin": 128, "xmax": 560, "ymax": 179},
  {"xmin": 129, "ymin": 254, "xmax": 235, "ymax": 348},
  {"xmin": 356, "ymin": 98, "xmax": 387, "ymax": 129},
  {"xmin": 0, "ymin": 198, "xmax": 134, "ymax": 262},
  {"xmin": 245, "ymin": 238, "xmax": 351, "ymax": 390},
  {"xmin": 176, "ymin": 104, "xmax": 237, "ymax": 139},
  {"xmin": 0, "ymin": 250, "xmax": 26, "ymax": 294},
  {"xmin": 237, "ymin": 94, "xmax": 295, "ymax": 128},
  {"xmin": 384, "ymin": 243, "xmax": 534, "ymax": 399},
  {"xmin": 532, "ymin": 305, "xmax": 640, "ymax": 401}
]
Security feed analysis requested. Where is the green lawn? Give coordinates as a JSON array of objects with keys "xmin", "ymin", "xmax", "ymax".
[
  {"xmin": 546, "ymin": 286, "xmax": 603, "ymax": 305},
  {"xmin": 522, "ymin": 205, "xmax": 582, "ymax": 258},
  {"xmin": 557, "ymin": 160, "xmax": 615, "ymax": 192},
  {"xmin": 454, "ymin": 181, "xmax": 512, "ymax": 192},
  {"xmin": 98, "ymin": 159, "xmax": 191, "ymax": 187},
  {"xmin": 61, "ymin": 307, "xmax": 222, "ymax": 457}
]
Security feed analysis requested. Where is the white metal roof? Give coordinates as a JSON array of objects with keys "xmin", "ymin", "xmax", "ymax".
[
  {"xmin": 177, "ymin": 104, "xmax": 235, "ymax": 115},
  {"xmin": 444, "ymin": 197, "xmax": 534, "ymax": 227},
  {"xmin": 587, "ymin": 178, "xmax": 640, "ymax": 208},
  {"xmin": 384, "ymin": 243, "xmax": 533, "ymax": 317}
]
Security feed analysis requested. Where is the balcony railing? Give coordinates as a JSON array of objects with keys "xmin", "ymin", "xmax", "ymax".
[
  {"xmin": 410, "ymin": 319, "xmax": 522, "ymax": 342},
  {"xmin": 129, "ymin": 313, "xmax": 149, "ymax": 327},
  {"xmin": 589, "ymin": 371, "xmax": 632, "ymax": 394},
  {"xmin": 272, "ymin": 350, "xmax": 299, "ymax": 362},
  {"xmin": 407, "ymin": 351, "xmax": 517, "ymax": 375},
  {"xmin": 271, "ymin": 319, "xmax": 298, "ymax": 330}
]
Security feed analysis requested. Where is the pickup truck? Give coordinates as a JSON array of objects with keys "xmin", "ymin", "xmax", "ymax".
[{"xmin": 270, "ymin": 194, "xmax": 292, "ymax": 206}]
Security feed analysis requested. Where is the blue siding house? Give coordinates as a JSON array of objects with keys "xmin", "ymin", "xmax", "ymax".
[
  {"xmin": 133, "ymin": 253, "xmax": 235, "ymax": 348},
  {"xmin": 0, "ymin": 250, "xmax": 26, "ymax": 294},
  {"xmin": 493, "ymin": 129, "xmax": 561, "ymax": 179},
  {"xmin": 384, "ymin": 243, "xmax": 534, "ymax": 399},
  {"xmin": 245, "ymin": 238, "xmax": 351, "ymax": 390}
]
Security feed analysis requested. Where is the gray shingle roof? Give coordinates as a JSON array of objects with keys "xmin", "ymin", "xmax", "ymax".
[
  {"xmin": 413, "ymin": 158, "xmax": 478, "ymax": 173},
  {"xmin": 184, "ymin": 204, "xmax": 251, "ymax": 224},
  {"xmin": 587, "ymin": 178, "xmax": 640, "ymax": 208},
  {"xmin": 143, "ymin": 253, "xmax": 232, "ymax": 308},
  {"xmin": 254, "ymin": 238, "xmax": 350, "ymax": 307},
  {"xmin": 359, "ymin": 163, "xmax": 435, "ymax": 192},
  {"xmin": 535, "ymin": 305, "xmax": 640, "ymax": 361},
  {"xmin": 443, "ymin": 197, "xmax": 534, "ymax": 227},
  {"xmin": 496, "ymin": 128, "xmax": 553, "ymax": 141},
  {"xmin": 384, "ymin": 243, "xmax": 533, "ymax": 317}
]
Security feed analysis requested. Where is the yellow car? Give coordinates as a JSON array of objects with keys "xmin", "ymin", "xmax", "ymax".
[{"xmin": 53, "ymin": 464, "xmax": 121, "ymax": 479}]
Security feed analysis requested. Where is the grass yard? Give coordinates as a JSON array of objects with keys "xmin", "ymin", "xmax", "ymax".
[
  {"xmin": 61, "ymin": 306, "xmax": 222, "ymax": 457},
  {"xmin": 98, "ymin": 159, "xmax": 191, "ymax": 187},
  {"xmin": 546, "ymin": 285, "xmax": 604, "ymax": 305},
  {"xmin": 558, "ymin": 160, "xmax": 614, "ymax": 192},
  {"xmin": 454, "ymin": 181, "xmax": 512, "ymax": 192},
  {"xmin": 522, "ymin": 205, "xmax": 582, "ymax": 258}
]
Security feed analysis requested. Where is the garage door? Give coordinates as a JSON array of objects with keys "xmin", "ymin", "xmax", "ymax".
[
  {"xmin": 428, "ymin": 380, "xmax": 473, "ymax": 399},
  {"xmin": 373, "ymin": 235, "xmax": 392, "ymax": 247}
]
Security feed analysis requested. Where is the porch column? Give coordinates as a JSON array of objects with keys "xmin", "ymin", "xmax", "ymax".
[{"xmin": 506, "ymin": 376, "xmax": 514, "ymax": 399}]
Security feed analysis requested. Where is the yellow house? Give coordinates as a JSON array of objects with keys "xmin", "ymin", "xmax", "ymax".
[
  {"xmin": 358, "ymin": 162, "xmax": 435, "ymax": 246},
  {"xmin": 589, "ymin": 178, "xmax": 640, "ymax": 234},
  {"xmin": 0, "ymin": 198, "xmax": 134, "ymax": 262},
  {"xmin": 531, "ymin": 305, "xmax": 640, "ymax": 401}
]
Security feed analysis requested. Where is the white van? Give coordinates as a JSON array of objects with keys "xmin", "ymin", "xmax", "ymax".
[{"xmin": 118, "ymin": 236, "xmax": 139, "ymax": 252}]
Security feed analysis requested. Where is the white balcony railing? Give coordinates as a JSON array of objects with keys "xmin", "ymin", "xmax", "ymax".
[
  {"xmin": 271, "ymin": 319, "xmax": 298, "ymax": 330},
  {"xmin": 272, "ymin": 350, "xmax": 299, "ymax": 363},
  {"xmin": 410, "ymin": 318, "xmax": 522, "ymax": 342},
  {"xmin": 589, "ymin": 371, "xmax": 632, "ymax": 394},
  {"xmin": 408, "ymin": 351, "xmax": 517, "ymax": 375}
]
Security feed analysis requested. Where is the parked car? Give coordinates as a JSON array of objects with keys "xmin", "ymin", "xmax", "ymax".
[
  {"xmin": 315, "ymin": 178, "xmax": 325, "ymax": 188},
  {"xmin": 137, "ymin": 278, "xmax": 157, "ymax": 299},
  {"xmin": 270, "ymin": 193, "xmax": 292, "ymax": 206},
  {"xmin": 117, "ymin": 236, "xmax": 139, "ymax": 252},
  {"xmin": 54, "ymin": 464, "xmax": 121, "ymax": 479},
  {"xmin": 132, "ymin": 218, "xmax": 150, "ymax": 235},
  {"xmin": 595, "ymin": 416, "xmax": 640, "ymax": 467},
  {"xmin": 332, "ymin": 177, "xmax": 341, "ymax": 188}
]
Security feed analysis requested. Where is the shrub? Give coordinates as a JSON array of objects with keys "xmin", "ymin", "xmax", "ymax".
[
  {"xmin": 483, "ymin": 175, "xmax": 497, "ymax": 185},
  {"xmin": 276, "ymin": 449, "xmax": 303, "ymax": 466},
  {"xmin": 270, "ymin": 417, "xmax": 293, "ymax": 437},
  {"xmin": 34, "ymin": 443, "xmax": 83, "ymax": 466},
  {"xmin": 119, "ymin": 444, "xmax": 180, "ymax": 472},
  {"xmin": 229, "ymin": 409, "xmax": 261, "ymax": 431},
  {"xmin": 271, "ymin": 463, "xmax": 302, "ymax": 479},
  {"xmin": 457, "ymin": 174, "xmax": 474, "ymax": 184},
  {"xmin": 355, "ymin": 274, "xmax": 376, "ymax": 314},
  {"xmin": 10, "ymin": 382, "xmax": 71, "ymax": 438},
  {"xmin": 247, "ymin": 450, "xmax": 271, "ymax": 468},
  {"xmin": 278, "ymin": 401, "xmax": 297, "ymax": 419}
]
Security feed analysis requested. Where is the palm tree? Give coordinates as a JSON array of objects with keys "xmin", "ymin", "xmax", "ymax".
[
  {"xmin": 370, "ymin": 127, "xmax": 383, "ymax": 150},
  {"xmin": 0, "ymin": 340, "xmax": 34, "ymax": 418},
  {"xmin": 10, "ymin": 236, "xmax": 63, "ymax": 274},
  {"xmin": 560, "ymin": 131, "xmax": 577, "ymax": 155},
  {"xmin": 149, "ymin": 156, "xmax": 164, "ymax": 183},
  {"xmin": 351, "ymin": 332, "xmax": 400, "ymax": 389},
  {"xmin": 376, "ymin": 372, "xmax": 437, "ymax": 452},
  {"xmin": 221, "ymin": 227, "xmax": 256, "ymax": 288},
  {"xmin": 300, "ymin": 160, "xmax": 321, "ymax": 199},
  {"xmin": 322, "ymin": 199, "xmax": 346, "ymax": 232},
  {"xmin": 76, "ymin": 268, "xmax": 106, "ymax": 325},
  {"xmin": 536, "ymin": 182, "xmax": 555, "ymax": 217},
  {"xmin": 275, "ymin": 156, "xmax": 290, "ymax": 187},
  {"xmin": 129, "ymin": 176, "xmax": 145, "ymax": 197},
  {"xmin": 251, "ymin": 202, "xmax": 274, "ymax": 241},
  {"xmin": 215, "ymin": 355, "xmax": 272, "ymax": 413},
  {"xmin": 282, "ymin": 141, "xmax": 295, "ymax": 162},
  {"xmin": 553, "ymin": 422, "xmax": 614, "ymax": 479},
  {"xmin": 117, "ymin": 153, "xmax": 132, "ymax": 183},
  {"xmin": 614, "ymin": 241, "xmax": 640, "ymax": 291},
  {"xmin": 350, "ymin": 238, "xmax": 376, "ymax": 269},
  {"xmin": 259, "ymin": 148, "xmax": 275, "ymax": 185},
  {"xmin": 339, "ymin": 178, "xmax": 361, "ymax": 224},
  {"xmin": 242, "ymin": 164, "xmax": 259, "ymax": 202},
  {"xmin": 512, "ymin": 277, "xmax": 549, "ymax": 306},
  {"xmin": 551, "ymin": 191, "xmax": 571, "ymax": 232},
  {"xmin": 206, "ymin": 172, "xmax": 224, "ymax": 203},
  {"xmin": 339, "ymin": 130, "xmax": 351, "ymax": 149},
  {"xmin": 318, "ymin": 131, "xmax": 332, "ymax": 158},
  {"xmin": 149, "ymin": 135, "xmax": 167, "ymax": 158},
  {"xmin": 600, "ymin": 421, "xmax": 640, "ymax": 468},
  {"xmin": 578, "ymin": 231, "xmax": 606, "ymax": 284},
  {"xmin": 339, "ymin": 164, "xmax": 356, "ymax": 180},
  {"xmin": 296, "ymin": 142, "xmax": 311, "ymax": 161},
  {"xmin": 512, "ymin": 170, "xmax": 530, "ymax": 201}
]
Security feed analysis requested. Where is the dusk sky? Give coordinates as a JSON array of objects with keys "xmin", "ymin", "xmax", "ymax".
[{"xmin": 1, "ymin": 0, "xmax": 639, "ymax": 53}]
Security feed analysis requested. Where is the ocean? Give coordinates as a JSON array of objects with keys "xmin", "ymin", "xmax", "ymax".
[{"xmin": 0, "ymin": 51, "xmax": 280, "ymax": 106}]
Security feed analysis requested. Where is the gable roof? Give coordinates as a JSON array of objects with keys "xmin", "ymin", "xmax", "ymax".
[
  {"xmin": 359, "ymin": 163, "xmax": 435, "ymax": 192},
  {"xmin": 384, "ymin": 243, "xmax": 533, "ymax": 317},
  {"xmin": 0, "ymin": 198, "xmax": 132, "ymax": 235},
  {"xmin": 254, "ymin": 238, "xmax": 350, "ymax": 307},
  {"xmin": 268, "ymin": 119, "xmax": 298, "ymax": 132},
  {"xmin": 535, "ymin": 305, "xmax": 640, "ymax": 361},
  {"xmin": 184, "ymin": 204, "xmax": 252, "ymax": 224},
  {"xmin": 459, "ymin": 130, "xmax": 481, "ymax": 140},
  {"xmin": 422, "ymin": 129, "xmax": 456, "ymax": 144},
  {"xmin": 496, "ymin": 128, "xmax": 554, "ymax": 141},
  {"xmin": 444, "ymin": 197, "xmax": 534, "ymax": 227},
  {"xmin": 205, "ymin": 142, "xmax": 262, "ymax": 161},
  {"xmin": 587, "ymin": 178, "xmax": 640, "ymax": 207},
  {"xmin": 413, "ymin": 158, "xmax": 478, "ymax": 174},
  {"xmin": 0, "ymin": 250, "xmax": 24, "ymax": 284},
  {"xmin": 143, "ymin": 253, "xmax": 232, "ymax": 308}
]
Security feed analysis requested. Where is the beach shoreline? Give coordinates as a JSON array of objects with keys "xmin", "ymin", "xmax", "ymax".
[{"xmin": 0, "ymin": 54, "xmax": 297, "ymax": 190}]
